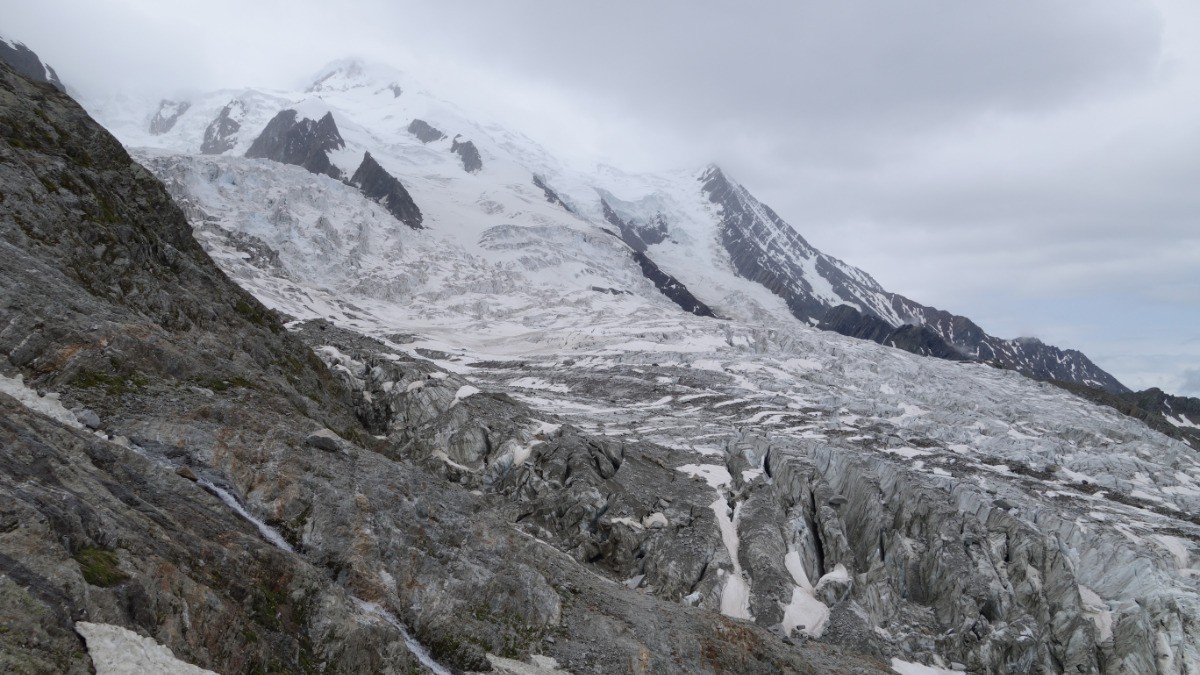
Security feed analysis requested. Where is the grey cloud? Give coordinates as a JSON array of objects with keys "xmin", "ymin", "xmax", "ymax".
[{"xmin": 1182, "ymin": 370, "xmax": 1200, "ymax": 396}]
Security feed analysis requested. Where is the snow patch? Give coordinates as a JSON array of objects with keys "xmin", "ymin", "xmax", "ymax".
[
  {"xmin": 0, "ymin": 373, "xmax": 82, "ymax": 428},
  {"xmin": 677, "ymin": 463, "xmax": 732, "ymax": 489},
  {"xmin": 890, "ymin": 658, "xmax": 965, "ymax": 675},
  {"xmin": 1078, "ymin": 585, "xmax": 1113, "ymax": 642},
  {"xmin": 710, "ymin": 498, "xmax": 752, "ymax": 620},
  {"xmin": 780, "ymin": 550, "xmax": 829, "ymax": 637},
  {"xmin": 451, "ymin": 385, "xmax": 481, "ymax": 406},
  {"xmin": 75, "ymin": 622, "xmax": 217, "ymax": 675}
]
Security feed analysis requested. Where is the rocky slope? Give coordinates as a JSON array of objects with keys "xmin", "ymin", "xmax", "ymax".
[{"xmin": 0, "ymin": 59, "xmax": 896, "ymax": 674}]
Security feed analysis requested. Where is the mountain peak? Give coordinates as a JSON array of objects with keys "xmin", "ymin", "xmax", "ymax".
[
  {"xmin": 306, "ymin": 58, "xmax": 405, "ymax": 94},
  {"xmin": 0, "ymin": 33, "xmax": 65, "ymax": 92},
  {"xmin": 701, "ymin": 163, "xmax": 726, "ymax": 181}
]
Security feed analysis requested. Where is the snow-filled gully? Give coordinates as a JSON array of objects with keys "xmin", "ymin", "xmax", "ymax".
[{"xmin": 711, "ymin": 496, "xmax": 753, "ymax": 620}]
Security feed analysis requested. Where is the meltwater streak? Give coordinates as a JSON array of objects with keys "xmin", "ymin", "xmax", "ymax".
[{"xmin": 126, "ymin": 442, "xmax": 452, "ymax": 674}]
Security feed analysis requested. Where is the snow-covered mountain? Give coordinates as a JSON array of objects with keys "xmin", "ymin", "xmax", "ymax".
[{"xmin": 83, "ymin": 59, "xmax": 1128, "ymax": 394}]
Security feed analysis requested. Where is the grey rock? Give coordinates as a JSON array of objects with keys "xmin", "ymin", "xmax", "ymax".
[
  {"xmin": 246, "ymin": 109, "xmax": 345, "ymax": 180},
  {"xmin": 74, "ymin": 408, "xmax": 101, "ymax": 429},
  {"xmin": 451, "ymin": 135, "xmax": 482, "ymax": 173},
  {"xmin": 348, "ymin": 151, "xmax": 423, "ymax": 229},
  {"xmin": 200, "ymin": 100, "xmax": 242, "ymax": 155},
  {"xmin": 407, "ymin": 119, "xmax": 445, "ymax": 143},
  {"xmin": 306, "ymin": 428, "xmax": 345, "ymax": 453},
  {"xmin": 0, "ymin": 35, "xmax": 65, "ymax": 91},
  {"xmin": 149, "ymin": 99, "xmax": 190, "ymax": 135}
]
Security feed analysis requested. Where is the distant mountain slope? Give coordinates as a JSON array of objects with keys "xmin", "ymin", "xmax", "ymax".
[
  {"xmin": 700, "ymin": 166, "xmax": 1129, "ymax": 393},
  {"xmin": 82, "ymin": 59, "xmax": 1128, "ymax": 395},
  {"xmin": 0, "ymin": 34, "xmax": 64, "ymax": 91},
  {"xmin": 1049, "ymin": 382, "xmax": 1200, "ymax": 448}
]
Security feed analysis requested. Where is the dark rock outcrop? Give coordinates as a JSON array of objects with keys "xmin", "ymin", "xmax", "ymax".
[
  {"xmin": 819, "ymin": 305, "xmax": 966, "ymax": 360},
  {"xmin": 533, "ymin": 174, "xmax": 573, "ymax": 213},
  {"xmin": 407, "ymin": 118, "xmax": 444, "ymax": 143},
  {"xmin": 451, "ymin": 135, "xmax": 482, "ymax": 173},
  {"xmin": 594, "ymin": 223, "xmax": 713, "ymax": 317},
  {"xmin": 601, "ymin": 197, "xmax": 667, "ymax": 252},
  {"xmin": 149, "ymin": 99, "xmax": 190, "ymax": 135},
  {"xmin": 1047, "ymin": 382, "xmax": 1200, "ymax": 447},
  {"xmin": 701, "ymin": 165, "xmax": 1128, "ymax": 393},
  {"xmin": 246, "ymin": 109, "xmax": 345, "ymax": 180},
  {"xmin": 348, "ymin": 151, "xmax": 423, "ymax": 229},
  {"xmin": 631, "ymin": 249, "xmax": 716, "ymax": 317},
  {"xmin": 0, "ymin": 35, "xmax": 64, "ymax": 91},
  {"xmin": 200, "ymin": 99, "xmax": 242, "ymax": 155},
  {"xmin": 885, "ymin": 297, "xmax": 1129, "ymax": 393}
]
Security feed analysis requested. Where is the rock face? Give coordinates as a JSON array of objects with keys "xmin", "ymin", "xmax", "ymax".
[
  {"xmin": 199, "ymin": 99, "xmax": 243, "ymax": 155},
  {"xmin": 630, "ymin": 249, "xmax": 717, "ymax": 318},
  {"xmin": 819, "ymin": 305, "xmax": 966, "ymax": 361},
  {"xmin": 1049, "ymin": 383, "xmax": 1200, "ymax": 449},
  {"xmin": 348, "ymin": 151, "xmax": 423, "ymax": 229},
  {"xmin": 700, "ymin": 166, "xmax": 1129, "ymax": 393},
  {"xmin": 601, "ymin": 197, "xmax": 668, "ymax": 252},
  {"xmin": 407, "ymin": 118, "xmax": 445, "ymax": 143},
  {"xmin": 245, "ymin": 109, "xmax": 345, "ymax": 180},
  {"xmin": 533, "ymin": 174, "xmax": 574, "ymax": 213},
  {"xmin": 0, "ymin": 35, "xmax": 65, "ymax": 92},
  {"xmin": 149, "ymin": 99, "xmax": 190, "ymax": 135},
  {"xmin": 0, "ymin": 58, "xmax": 394, "ymax": 673},
  {"xmin": 0, "ymin": 59, "xmax": 887, "ymax": 674},
  {"xmin": 451, "ymin": 135, "xmax": 483, "ymax": 172}
]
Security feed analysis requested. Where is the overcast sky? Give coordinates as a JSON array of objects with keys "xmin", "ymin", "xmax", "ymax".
[{"xmin": 6, "ymin": 0, "xmax": 1198, "ymax": 395}]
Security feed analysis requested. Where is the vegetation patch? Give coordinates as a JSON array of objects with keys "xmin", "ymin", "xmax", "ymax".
[
  {"xmin": 234, "ymin": 299, "xmax": 277, "ymax": 330},
  {"xmin": 70, "ymin": 370, "xmax": 149, "ymax": 395},
  {"xmin": 74, "ymin": 548, "xmax": 129, "ymax": 587}
]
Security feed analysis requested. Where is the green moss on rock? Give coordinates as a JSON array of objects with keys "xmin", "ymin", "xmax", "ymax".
[{"xmin": 74, "ymin": 548, "xmax": 129, "ymax": 587}]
